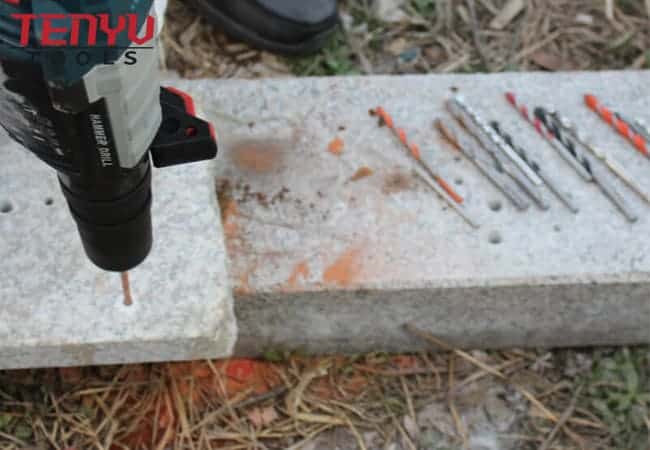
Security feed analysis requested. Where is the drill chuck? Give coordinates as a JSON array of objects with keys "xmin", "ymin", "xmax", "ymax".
[{"xmin": 59, "ymin": 161, "xmax": 153, "ymax": 272}]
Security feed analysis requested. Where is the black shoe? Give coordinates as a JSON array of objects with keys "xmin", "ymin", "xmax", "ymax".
[{"xmin": 193, "ymin": 0, "xmax": 339, "ymax": 56}]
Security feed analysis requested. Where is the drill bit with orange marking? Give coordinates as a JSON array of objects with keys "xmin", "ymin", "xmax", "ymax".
[
  {"xmin": 371, "ymin": 107, "xmax": 479, "ymax": 229},
  {"xmin": 584, "ymin": 94, "xmax": 649, "ymax": 158},
  {"xmin": 373, "ymin": 106, "xmax": 464, "ymax": 204}
]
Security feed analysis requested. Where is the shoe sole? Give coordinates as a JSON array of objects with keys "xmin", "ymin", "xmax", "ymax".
[{"xmin": 194, "ymin": 0, "xmax": 339, "ymax": 56}]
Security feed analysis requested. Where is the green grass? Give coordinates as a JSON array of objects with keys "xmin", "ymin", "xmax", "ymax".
[
  {"xmin": 287, "ymin": 31, "xmax": 359, "ymax": 76},
  {"xmin": 583, "ymin": 348, "xmax": 650, "ymax": 450}
]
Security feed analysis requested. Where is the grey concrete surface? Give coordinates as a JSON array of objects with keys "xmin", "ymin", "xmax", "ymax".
[
  {"xmin": 0, "ymin": 140, "xmax": 237, "ymax": 369},
  {"xmin": 174, "ymin": 71, "xmax": 650, "ymax": 355},
  {"xmin": 1, "ymin": 72, "xmax": 649, "ymax": 369}
]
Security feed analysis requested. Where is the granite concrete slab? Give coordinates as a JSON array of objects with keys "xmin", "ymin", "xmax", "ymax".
[
  {"xmin": 0, "ymin": 136, "xmax": 237, "ymax": 369},
  {"xmin": 175, "ymin": 71, "xmax": 650, "ymax": 355}
]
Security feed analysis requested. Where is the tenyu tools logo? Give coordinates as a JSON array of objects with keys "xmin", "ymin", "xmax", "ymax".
[{"xmin": 5, "ymin": 7, "xmax": 156, "ymax": 66}]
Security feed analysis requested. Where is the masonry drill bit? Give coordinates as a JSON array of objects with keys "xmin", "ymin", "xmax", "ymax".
[
  {"xmin": 373, "ymin": 107, "xmax": 464, "ymax": 204},
  {"xmin": 535, "ymin": 106, "xmax": 638, "ymax": 223},
  {"xmin": 584, "ymin": 94, "xmax": 649, "ymax": 158},
  {"xmin": 551, "ymin": 111, "xmax": 650, "ymax": 204},
  {"xmin": 447, "ymin": 97, "xmax": 547, "ymax": 209},
  {"xmin": 372, "ymin": 107, "xmax": 479, "ymax": 228},
  {"xmin": 412, "ymin": 166, "xmax": 481, "ymax": 229},
  {"xmin": 436, "ymin": 118, "xmax": 531, "ymax": 210},
  {"xmin": 490, "ymin": 121, "xmax": 578, "ymax": 213},
  {"xmin": 121, "ymin": 272, "xmax": 133, "ymax": 306},
  {"xmin": 450, "ymin": 96, "xmax": 543, "ymax": 185},
  {"xmin": 505, "ymin": 92, "xmax": 593, "ymax": 181},
  {"xmin": 631, "ymin": 118, "xmax": 650, "ymax": 142}
]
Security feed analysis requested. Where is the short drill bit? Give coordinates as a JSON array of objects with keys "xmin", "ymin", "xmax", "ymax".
[
  {"xmin": 551, "ymin": 111, "xmax": 650, "ymax": 205},
  {"xmin": 535, "ymin": 107, "xmax": 638, "ymax": 223},
  {"xmin": 436, "ymin": 118, "xmax": 531, "ymax": 210},
  {"xmin": 121, "ymin": 272, "xmax": 133, "ymax": 306},
  {"xmin": 490, "ymin": 121, "xmax": 578, "ymax": 213}
]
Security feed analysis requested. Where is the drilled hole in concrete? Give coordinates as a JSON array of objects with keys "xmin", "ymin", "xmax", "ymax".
[
  {"xmin": 44, "ymin": 197, "xmax": 54, "ymax": 206},
  {"xmin": 455, "ymin": 177, "xmax": 464, "ymax": 185},
  {"xmin": 454, "ymin": 156, "xmax": 462, "ymax": 162},
  {"xmin": 1, "ymin": 202, "xmax": 12, "ymax": 213},
  {"xmin": 554, "ymin": 224, "xmax": 562, "ymax": 232},
  {"xmin": 489, "ymin": 200, "xmax": 503, "ymax": 212},
  {"xmin": 489, "ymin": 231, "xmax": 503, "ymax": 245}
]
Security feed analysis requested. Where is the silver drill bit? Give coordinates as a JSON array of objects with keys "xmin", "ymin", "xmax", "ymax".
[
  {"xmin": 436, "ymin": 118, "xmax": 531, "ymax": 210},
  {"xmin": 552, "ymin": 112, "xmax": 650, "ymax": 205},
  {"xmin": 452, "ymin": 96, "xmax": 543, "ymax": 186},
  {"xmin": 536, "ymin": 107, "xmax": 638, "ymax": 223},
  {"xmin": 447, "ymin": 98, "xmax": 547, "ymax": 209},
  {"xmin": 490, "ymin": 121, "xmax": 579, "ymax": 213}
]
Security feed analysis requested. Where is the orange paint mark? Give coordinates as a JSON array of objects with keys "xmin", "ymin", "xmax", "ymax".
[
  {"xmin": 287, "ymin": 261, "xmax": 310, "ymax": 288},
  {"xmin": 323, "ymin": 248, "xmax": 363, "ymax": 286},
  {"xmin": 328, "ymin": 137, "xmax": 344, "ymax": 155},
  {"xmin": 349, "ymin": 166, "xmax": 374, "ymax": 182}
]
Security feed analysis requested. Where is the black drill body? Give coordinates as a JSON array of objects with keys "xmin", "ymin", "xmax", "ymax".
[{"xmin": 0, "ymin": 2, "xmax": 218, "ymax": 272}]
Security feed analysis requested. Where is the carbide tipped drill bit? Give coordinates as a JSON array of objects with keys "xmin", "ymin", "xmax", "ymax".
[
  {"xmin": 371, "ymin": 107, "xmax": 479, "ymax": 228},
  {"xmin": 535, "ymin": 107, "xmax": 638, "ymax": 223},
  {"xmin": 505, "ymin": 92, "xmax": 593, "ymax": 182},
  {"xmin": 447, "ymin": 97, "xmax": 547, "ymax": 209},
  {"xmin": 490, "ymin": 121, "xmax": 578, "ymax": 213},
  {"xmin": 412, "ymin": 166, "xmax": 481, "ymax": 229},
  {"xmin": 551, "ymin": 111, "xmax": 650, "ymax": 205},
  {"xmin": 436, "ymin": 118, "xmax": 531, "ymax": 210}
]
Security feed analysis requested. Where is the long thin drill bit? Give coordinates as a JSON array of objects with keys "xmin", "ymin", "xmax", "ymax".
[
  {"xmin": 121, "ymin": 272, "xmax": 133, "ymax": 306},
  {"xmin": 373, "ymin": 107, "xmax": 464, "ymax": 204},
  {"xmin": 584, "ymin": 94, "xmax": 649, "ymax": 158},
  {"xmin": 372, "ymin": 107, "xmax": 479, "ymax": 228},
  {"xmin": 535, "ymin": 107, "xmax": 638, "ymax": 223},
  {"xmin": 447, "ymin": 97, "xmax": 547, "ymax": 209},
  {"xmin": 412, "ymin": 166, "xmax": 481, "ymax": 229},
  {"xmin": 505, "ymin": 92, "xmax": 593, "ymax": 181},
  {"xmin": 551, "ymin": 111, "xmax": 650, "ymax": 205},
  {"xmin": 490, "ymin": 121, "xmax": 579, "ymax": 213},
  {"xmin": 451, "ymin": 96, "xmax": 543, "ymax": 185},
  {"xmin": 436, "ymin": 118, "xmax": 531, "ymax": 210}
]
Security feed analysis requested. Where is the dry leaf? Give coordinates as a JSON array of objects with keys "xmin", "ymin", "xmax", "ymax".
[{"xmin": 531, "ymin": 51, "xmax": 563, "ymax": 71}]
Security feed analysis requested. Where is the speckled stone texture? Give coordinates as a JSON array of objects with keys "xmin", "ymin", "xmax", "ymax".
[
  {"xmin": 174, "ymin": 71, "xmax": 650, "ymax": 355},
  {"xmin": 0, "ymin": 135, "xmax": 236, "ymax": 369}
]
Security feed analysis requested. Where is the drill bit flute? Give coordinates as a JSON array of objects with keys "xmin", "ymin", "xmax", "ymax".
[
  {"xmin": 505, "ymin": 93, "xmax": 593, "ymax": 182},
  {"xmin": 447, "ymin": 97, "xmax": 549, "ymax": 210},
  {"xmin": 535, "ymin": 107, "xmax": 638, "ymax": 223},
  {"xmin": 490, "ymin": 121, "xmax": 579, "ymax": 213},
  {"xmin": 436, "ymin": 118, "xmax": 531, "ymax": 210},
  {"xmin": 550, "ymin": 111, "xmax": 650, "ymax": 205}
]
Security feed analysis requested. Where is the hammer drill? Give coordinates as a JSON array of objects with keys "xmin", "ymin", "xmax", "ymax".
[{"xmin": 0, "ymin": 0, "xmax": 217, "ymax": 273}]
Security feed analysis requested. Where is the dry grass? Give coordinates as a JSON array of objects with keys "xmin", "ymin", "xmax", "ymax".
[
  {"xmin": 161, "ymin": 0, "xmax": 650, "ymax": 78},
  {"xmin": 0, "ymin": 339, "xmax": 647, "ymax": 449}
]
